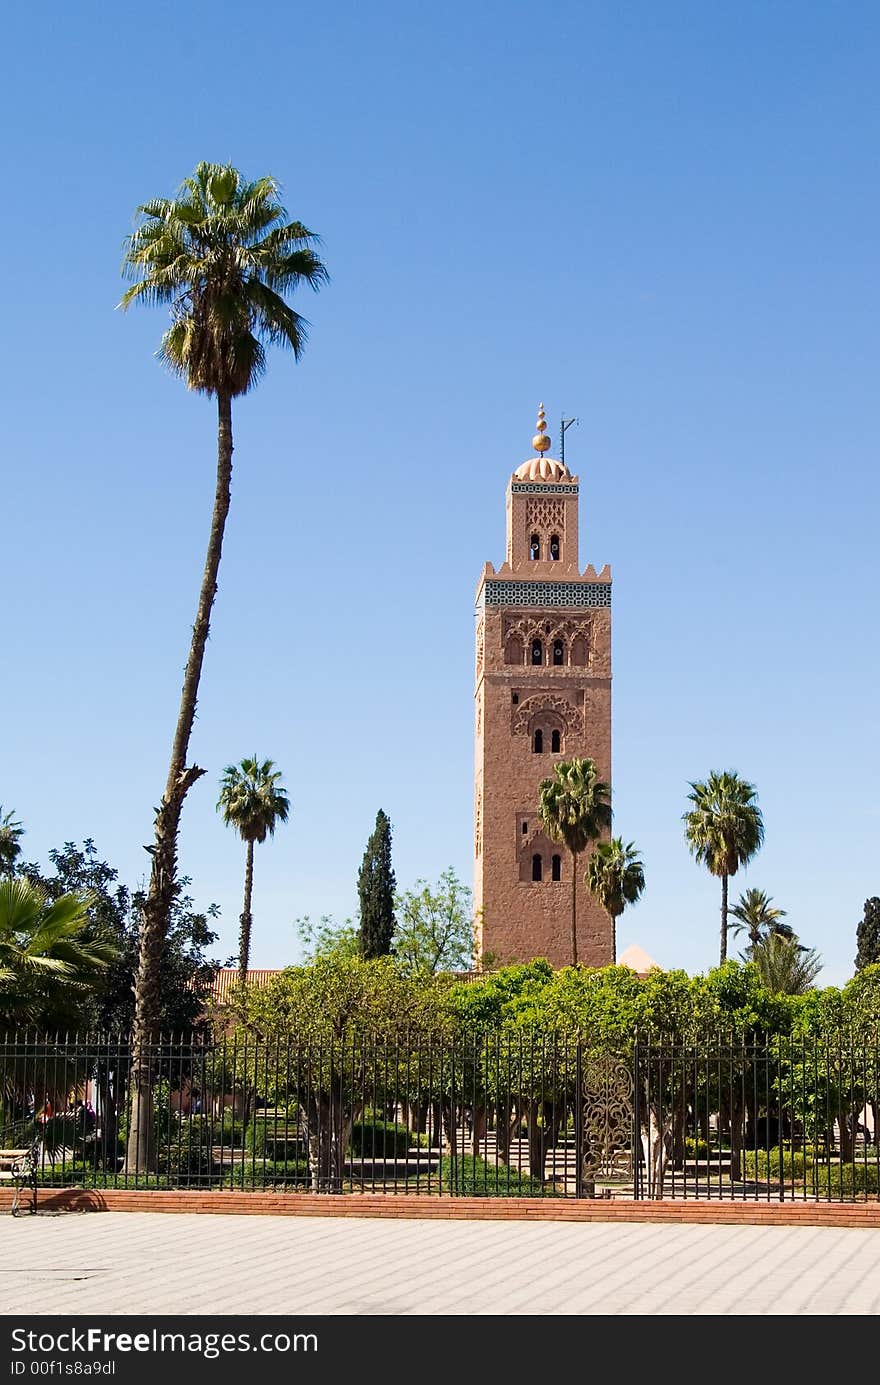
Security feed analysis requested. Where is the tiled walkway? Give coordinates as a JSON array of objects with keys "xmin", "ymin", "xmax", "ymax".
[{"xmin": 3, "ymin": 1211, "xmax": 880, "ymax": 1315}]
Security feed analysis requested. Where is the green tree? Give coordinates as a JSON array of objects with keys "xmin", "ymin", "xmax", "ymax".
[
  {"xmin": 585, "ymin": 837, "xmax": 645, "ymax": 963},
  {"xmin": 235, "ymin": 955, "xmax": 447, "ymax": 1189},
  {"xmin": 751, "ymin": 932, "xmax": 822, "ymax": 995},
  {"xmin": 357, "ymin": 810, "xmax": 396, "ymax": 960},
  {"xmin": 538, "ymin": 758, "xmax": 612, "ymax": 967},
  {"xmin": 393, "ymin": 868, "xmax": 474, "ymax": 976},
  {"xmin": 295, "ymin": 914, "xmax": 361, "ymax": 964},
  {"xmin": 683, "ymin": 770, "xmax": 764, "ymax": 966},
  {"xmin": 0, "ymin": 877, "xmax": 118, "ymax": 1030},
  {"xmin": 218, "ymin": 757, "xmax": 290, "ymax": 982},
  {"xmin": 0, "ymin": 807, "xmax": 24, "ymax": 877},
  {"xmin": 19, "ymin": 840, "xmax": 223, "ymax": 1034},
  {"xmin": 855, "ymin": 897, "xmax": 880, "ymax": 972},
  {"xmin": 120, "ymin": 162, "xmax": 326, "ymax": 1168},
  {"xmin": 729, "ymin": 887, "xmax": 794, "ymax": 955}
]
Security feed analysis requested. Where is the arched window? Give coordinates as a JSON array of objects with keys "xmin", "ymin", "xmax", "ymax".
[
  {"xmin": 531, "ymin": 639, "xmax": 543, "ymax": 666},
  {"xmin": 549, "ymin": 534, "xmax": 560, "ymax": 561},
  {"xmin": 571, "ymin": 635, "xmax": 588, "ymax": 667},
  {"xmin": 553, "ymin": 639, "xmax": 564, "ymax": 666},
  {"xmin": 504, "ymin": 635, "xmax": 523, "ymax": 666},
  {"xmin": 551, "ymin": 854, "xmax": 562, "ymax": 881},
  {"xmin": 532, "ymin": 854, "xmax": 543, "ymax": 882},
  {"xmin": 529, "ymin": 534, "xmax": 540, "ymax": 561},
  {"xmin": 551, "ymin": 729, "xmax": 561, "ymax": 754},
  {"xmin": 521, "ymin": 820, "xmax": 528, "ymax": 835},
  {"xmin": 533, "ymin": 729, "xmax": 543, "ymax": 754}
]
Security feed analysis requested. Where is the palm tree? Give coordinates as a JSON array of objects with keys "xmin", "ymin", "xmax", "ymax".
[
  {"xmin": 751, "ymin": 932, "xmax": 822, "ymax": 995},
  {"xmin": 683, "ymin": 770, "xmax": 764, "ymax": 966},
  {"xmin": 538, "ymin": 758, "xmax": 612, "ymax": 967},
  {"xmin": 730, "ymin": 887, "xmax": 794, "ymax": 955},
  {"xmin": 217, "ymin": 757, "xmax": 290, "ymax": 982},
  {"xmin": 120, "ymin": 163, "xmax": 326, "ymax": 1167},
  {"xmin": 586, "ymin": 838, "xmax": 645, "ymax": 964},
  {"xmin": 0, "ymin": 807, "xmax": 24, "ymax": 877},
  {"xmin": 0, "ymin": 878, "xmax": 118, "ymax": 1029}
]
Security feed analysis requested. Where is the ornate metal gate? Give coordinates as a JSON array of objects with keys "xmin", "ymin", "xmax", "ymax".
[{"xmin": 580, "ymin": 1054, "xmax": 635, "ymax": 1191}]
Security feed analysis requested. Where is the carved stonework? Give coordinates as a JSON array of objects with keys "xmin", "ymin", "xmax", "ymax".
[
  {"xmin": 474, "ymin": 789, "xmax": 483, "ymax": 858},
  {"xmin": 512, "ymin": 694, "xmax": 583, "ymax": 737},
  {"xmin": 475, "ymin": 616, "xmax": 484, "ymax": 681},
  {"xmin": 525, "ymin": 497, "xmax": 566, "ymax": 533},
  {"xmin": 503, "ymin": 614, "xmax": 592, "ymax": 650}
]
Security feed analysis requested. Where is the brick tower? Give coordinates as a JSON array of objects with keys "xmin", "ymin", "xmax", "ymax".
[{"xmin": 473, "ymin": 405, "xmax": 612, "ymax": 969}]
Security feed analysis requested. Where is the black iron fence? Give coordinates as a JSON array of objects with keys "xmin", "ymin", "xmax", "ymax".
[{"xmin": 1, "ymin": 1031, "xmax": 878, "ymax": 1201}]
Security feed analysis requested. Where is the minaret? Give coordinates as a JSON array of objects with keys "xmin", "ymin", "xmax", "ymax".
[{"xmin": 473, "ymin": 405, "xmax": 612, "ymax": 968}]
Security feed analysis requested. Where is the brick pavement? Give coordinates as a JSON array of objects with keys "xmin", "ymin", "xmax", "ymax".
[{"xmin": 2, "ymin": 1212, "xmax": 880, "ymax": 1315}]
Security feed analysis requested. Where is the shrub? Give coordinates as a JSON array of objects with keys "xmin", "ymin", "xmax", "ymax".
[
  {"xmin": 684, "ymin": 1137, "xmax": 710, "ymax": 1159},
  {"xmin": 742, "ymin": 1146, "xmax": 879, "ymax": 1194},
  {"xmin": 349, "ymin": 1118, "xmax": 413, "ymax": 1159},
  {"xmin": 158, "ymin": 1115, "xmax": 214, "ymax": 1184},
  {"xmin": 439, "ymin": 1153, "xmax": 553, "ymax": 1197},
  {"xmin": 219, "ymin": 1158, "xmax": 310, "ymax": 1190}
]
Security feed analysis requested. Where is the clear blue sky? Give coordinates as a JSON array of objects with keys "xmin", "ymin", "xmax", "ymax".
[{"xmin": 3, "ymin": 1, "xmax": 878, "ymax": 987}]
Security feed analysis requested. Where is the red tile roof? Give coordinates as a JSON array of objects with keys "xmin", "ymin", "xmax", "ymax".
[{"xmin": 210, "ymin": 968, "xmax": 282, "ymax": 1005}]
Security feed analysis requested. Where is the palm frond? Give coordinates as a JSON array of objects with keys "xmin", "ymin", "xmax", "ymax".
[{"xmin": 121, "ymin": 162, "xmax": 327, "ymax": 398}]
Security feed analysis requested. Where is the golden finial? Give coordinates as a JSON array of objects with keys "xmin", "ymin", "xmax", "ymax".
[{"xmin": 532, "ymin": 402, "xmax": 551, "ymax": 454}]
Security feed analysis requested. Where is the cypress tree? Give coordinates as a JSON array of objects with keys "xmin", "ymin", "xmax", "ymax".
[
  {"xmin": 358, "ymin": 810, "xmax": 396, "ymax": 959},
  {"xmin": 855, "ymin": 897, "xmax": 880, "ymax": 971}
]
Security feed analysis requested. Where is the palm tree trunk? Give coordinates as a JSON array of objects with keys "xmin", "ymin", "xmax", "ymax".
[
  {"xmin": 238, "ymin": 839, "xmax": 255, "ymax": 983},
  {"xmin": 571, "ymin": 850, "xmax": 579, "ymax": 967},
  {"xmin": 611, "ymin": 907, "xmax": 618, "ymax": 965},
  {"xmin": 720, "ymin": 872, "xmax": 729, "ymax": 965},
  {"xmin": 128, "ymin": 390, "xmax": 234, "ymax": 1173}
]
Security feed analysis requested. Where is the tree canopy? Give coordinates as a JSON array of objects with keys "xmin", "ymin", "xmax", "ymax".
[
  {"xmin": 855, "ymin": 897, "xmax": 880, "ymax": 972},
  {"xmin": 357, "ymin": 810, "xmax": 396, "ymax": 960},
  {"xmin": 683, "ymin": 770, "xmax": 764, "ymax": 965}
]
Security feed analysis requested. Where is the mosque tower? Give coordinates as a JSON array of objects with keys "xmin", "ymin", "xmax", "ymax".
[{"xmin": 473, "ymin": 406, "xmax": 612, "ymax": 968}]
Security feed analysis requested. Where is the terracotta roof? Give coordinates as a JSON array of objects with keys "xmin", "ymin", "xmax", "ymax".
[
  {"xmin": 617, "ymin": 944, "xmax": 660, "ymax": 978},
  {"xmin": 210, "ymin": 968, "xmax": 281, "ymax": 1005}
]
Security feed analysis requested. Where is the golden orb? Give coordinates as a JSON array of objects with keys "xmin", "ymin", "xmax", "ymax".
[{"xmin": 532, "ymin": 402, "xmax": 551, "ymax": 454}]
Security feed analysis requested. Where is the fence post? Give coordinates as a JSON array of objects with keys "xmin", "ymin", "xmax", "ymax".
[
  {"xmin": 632, "ymin": 1039, "xmax": 642, "ymax": 1201},
  {"xmin": 574, "ymin": 1037, "xmax": 583, "ymax": 1199}
]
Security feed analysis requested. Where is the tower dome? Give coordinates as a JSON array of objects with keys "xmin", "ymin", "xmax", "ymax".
[{"xmin": 512, "ymin": 455, "xmax": 572, "ymax": 483}]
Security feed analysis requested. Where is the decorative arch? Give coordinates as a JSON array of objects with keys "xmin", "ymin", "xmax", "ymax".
[
  {"xmin": 512, "ymin": 694, "xmax": 584, "ymax": 739},
  {"xmin": 504, "ymin": 633, "xmax": 524, "ymax": 665},
  {"xmin": 571, "ymin": 634, "xmax": 589, "ymax": 667}
]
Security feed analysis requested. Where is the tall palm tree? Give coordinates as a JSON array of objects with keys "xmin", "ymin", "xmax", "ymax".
[
  {"xmin": 538, "ymin": 758, "xmax": 611, "ymax": 967},
  {"xmin": 586, "ymin": 837, "xmax": 645, "ymax": 964},
  {"xmin": 217, "ymin": 757, "xmax": 290, "ymax": 982},
  {"xmin": 120, "ymin": 162, "xmax": 326, "ymax": 1168},
  {"xmin": 0, "ymin": 807, "xmax": 24, "ymax": 877},
  {"xmin": 751, "ymin": 932, "xmax": 822, "ymax": 995},
  {"xmin": 0, "ymin": 878, "xmax": 118, "ymax": 1029},
  {"xmin": 729, "ymin": 887, "xmax": 794, "ymax": 954},
  {"xmin": 683, "ymin": 770, "xmax": 764, "ymax": 966}
]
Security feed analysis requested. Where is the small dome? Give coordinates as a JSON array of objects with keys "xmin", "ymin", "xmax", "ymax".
[{"xmin": 512, "ymin": 456, "xmax": 572, "ymax": 483}]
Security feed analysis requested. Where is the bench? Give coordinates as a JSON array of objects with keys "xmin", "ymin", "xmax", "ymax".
[{"xmin": 0, "ymin": 1137, "xmax": 39, "ymax": 1215}]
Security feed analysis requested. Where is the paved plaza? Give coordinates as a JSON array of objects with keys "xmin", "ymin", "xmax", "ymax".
[{"xmin": 2, "ymin": 1211, "xmax": 880, "ymax": 1315}]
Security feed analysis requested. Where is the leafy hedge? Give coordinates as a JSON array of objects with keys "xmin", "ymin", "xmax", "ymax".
[
  {"xmin": 349, "ymin": 1118, "xmax": 413, "ymax": 1158},
  {"xmin": 439, "ymin": 1153, "xmax": 553, "ymax": 1197},
  {"xmin": 742, "ymin": 1146, "xmax": 880, "ymax": 1193}
]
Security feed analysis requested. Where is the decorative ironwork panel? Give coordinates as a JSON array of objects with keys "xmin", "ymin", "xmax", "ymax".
[{"xmin": 582, "ymin": 1056, "xmax": 634, "ymax": 1183}]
